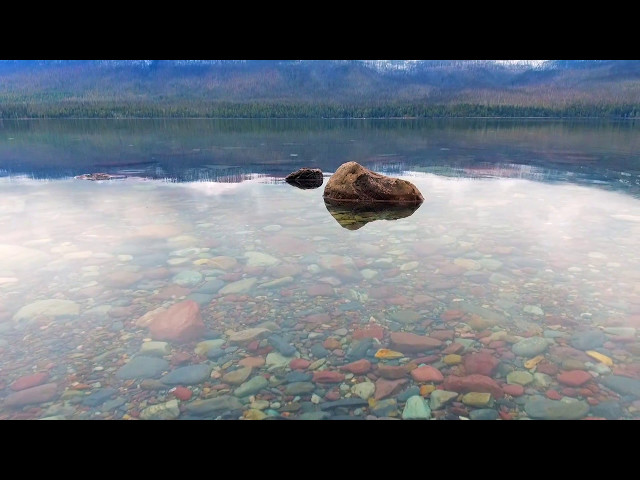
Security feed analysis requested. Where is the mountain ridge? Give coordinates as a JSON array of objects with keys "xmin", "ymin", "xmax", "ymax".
[{"xmin": 0, "ymin": 60, "xmax": 638, "ymax": 118}]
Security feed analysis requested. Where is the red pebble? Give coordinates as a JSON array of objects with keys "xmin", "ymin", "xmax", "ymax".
[
  {"xmin": 499, "ymin": 411, "xmax": 513, "ymax": 420},
  {"xmin": 586, "ymin": 384, "xmax": 600, "ymax": 394},
  {"xmin": 441, "ymin": 310, "xmax": 465, "ymax": 322},
  {"xmin": 546, "ymin": 389, "xmax": 562, "ymax": 400},
  {"xmin": 10, "ymin": 372, "xmax": 49, "ymax": 391},
  {"xmin": 312, "ymin": 371, "xmax": 345, "ymax": 383},
  {"xmin": 503, "ymin": 384, "xmax": 525, "ymax": 397},
  {"xmin": 464, "ymin": 352, "xmax": 500, "ymax": 376},
  {"xmin": 557, "ymin": 370, "xmax": 592, "ymax": 387},
  {"xmin": 536, "ymin": 362, "xmax": 559, "ymax": 375},
  {"xmin": 430, "ymin": 330, "xmax": 454, "ymax": 341},
  {"xmin": 170, "ymin": 352, "xmax": 192, "ymax": 366},
  {"xmin": 561, "ymin": 387, "xmax": 579, "ymax": 397},
  {"xmin": 443, "ymin": 343, "xmax": 464, "ymax": 355},
  {"xmin": 450, "ymin": 406, "xmax": 469, "ymax": 416},
  {"xmin": 238, "ymin": 356, "xmax": 265, "ymax": 368},
  {"xmin": 353, "ymin": 325, "xmax": 385, "ymax": 341},
  {"xmin": 325, "ymin": 390, "xmax": 340, "ymax": 401},
  {"xmin": 413, "ymin": 355, "xmax": 439, "ymax": 364},
  {"xmin": 172, "ymin": 386, "xmax": 192, "ymax": 401},
  {"xmin": 340, "ymin": 359, "xmax": 371, "ymax": 375},
  {"xmin": 587, "ymin": 397, "xmax": 600, "ymax": 406},
  {"xmin": 290, "ymin": 358, "xmax": 311, "ymax": 370},
  {"xmin": 411, "ymin": 365, "xmax": 444, "ymax": 383},
  {"xmin": 500, "ymin": 351, "xmax": 516, "ymax": 360}
]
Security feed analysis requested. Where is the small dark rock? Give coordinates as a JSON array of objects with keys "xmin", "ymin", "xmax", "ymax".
[
  {"xmin": 285, "ymin": 168, "xmax": 324, "ymax": 189},
  {"xmin": 75, "ymin": 172, "xmax": 126, "ymax": 181}
]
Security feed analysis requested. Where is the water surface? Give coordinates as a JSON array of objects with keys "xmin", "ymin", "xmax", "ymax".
[{"xmin": 1, "ymin": 119, "xmax": 640, "ymax": 420}]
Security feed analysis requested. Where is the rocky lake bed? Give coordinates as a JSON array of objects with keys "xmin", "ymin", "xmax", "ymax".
[{"xmin": 2, "ymin": 174, "xmax": 640, "ymax": 420}]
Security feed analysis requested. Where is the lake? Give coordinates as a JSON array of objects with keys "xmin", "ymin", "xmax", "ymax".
[{"xmin": 1, "ymin": 118, "xmax": 640, "ymax": 420}]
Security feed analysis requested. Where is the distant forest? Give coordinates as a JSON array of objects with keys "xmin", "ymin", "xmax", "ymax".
[{"xmin": 0, "ymin": 60, "xmax": 639, "ymax": 119}]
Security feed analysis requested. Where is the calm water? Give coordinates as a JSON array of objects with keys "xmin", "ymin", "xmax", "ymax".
[{"xmin": 1, "ymin": 118, "xmax": 640, "ymax": 420}]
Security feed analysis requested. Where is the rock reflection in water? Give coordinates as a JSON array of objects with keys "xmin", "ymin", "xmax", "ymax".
[
  {"xmin": 324, "ymin": 200, "xmax": 422, "ymax": 230},
  {"xmin": 285, "ymin": 177, "xmax": 324, "ymax": 190}
]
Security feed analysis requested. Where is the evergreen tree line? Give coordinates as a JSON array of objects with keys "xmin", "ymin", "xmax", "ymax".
[{"xmin": 0, "ymin": 100, "xmax": 638, "ymax": 119}]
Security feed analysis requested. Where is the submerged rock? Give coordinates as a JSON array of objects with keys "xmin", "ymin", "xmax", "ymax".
[
  {"xmin": 323, "ymin": 161, "xmax": 424, "ymax": 205},
  {"xmin": 469, "ymin": 409, "xmax": 499, "ymax": 420},
  {"xmin": 228, "ymin": 327, "xmax": 271, "ymax": 345},
  {"xmin": 116, "ymin": 356, "xmax": 169, "ymax": 380},
  {"xmin": 148, "ymin": 300, "xmax": 206, "ymax": 343},
  {"xmin": 13, "ymin": 299, "xmax": 80, "ymax": 323},
  {"xmin": 234, "ymin": 375, "xmax": 269, "ymax": 397},
  {"xmin": 430, "ymin": 390, "xmax": 459, "ymax": 410},
  {"xmin": 160, "ymin": 364, "xmax": 212, "ymax": 385},
  {"xmin": 285, "ymin": 168, "xmax": 324, "ymax": 189},
  {"xmin": 402, "ymin": 395, "xmax": 431, "ymax": 420},
  {"xmin": 442, "ymin": 374, "xmax": 504, "ymax": 398},
  {"xmin": 600, "ymin": 375, "xmax": 640, "ymax": 396},
  {"xmin": 184, "ymin": 395, "xmax": 243, "ymax": 415},
  {"xmin": 511, "ymin": 337, "xmax": 549, "ymax": 357},
  {"xmin": 524, "ymin": 395, "xmax": 589, "ymax": 419},
  {"xmin": 140, "ymin": 399, "xmax": 180, "ymax": 420},
  {"xmin": 10, "ymin": 372, "xmax": 49, "ymax": 391},
  {"xmin": 570, "ymin": 330, "xmax": 606, "ymax": 351},
  {"xmin": 390, "ymin": 332, "xmax": 442, "ymax": 353},
  {"xmin": 140, "ymin": 341, "xmax": 171, "ymax": 357},
  {"xmin": 4, "ymin": 383, "xmax": 58, "ymax": 407}
]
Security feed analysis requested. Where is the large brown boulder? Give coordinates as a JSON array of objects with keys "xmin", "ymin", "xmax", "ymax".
[
  {"xmin": 148, "ymin": 300, "xmax": 206, "ymax": 343},
  {"xmin": 323, "ymin": 162, "xmax": 423, "ymax": 205}
]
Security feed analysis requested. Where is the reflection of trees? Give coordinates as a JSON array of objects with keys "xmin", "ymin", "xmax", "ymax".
[{"xmin": 1, "ymin": 119, "xmax": 639, "ymax": 195}]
